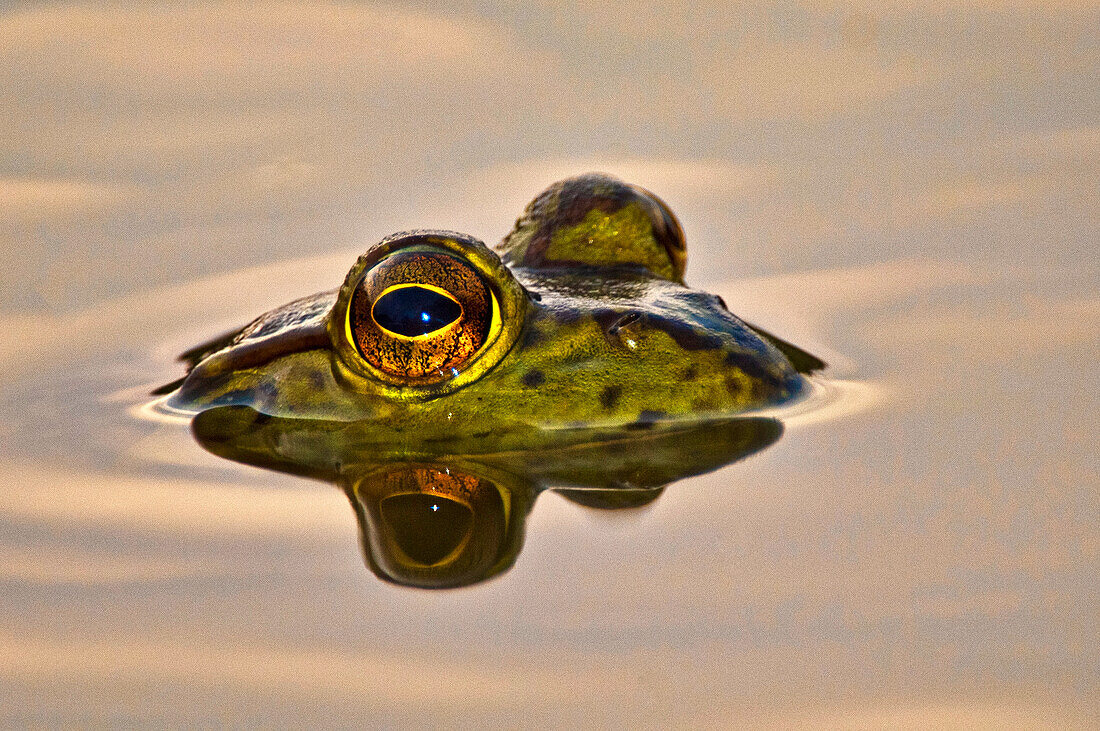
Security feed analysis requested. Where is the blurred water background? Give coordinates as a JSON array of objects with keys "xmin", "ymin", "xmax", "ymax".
[{"xmin": 0, "ymin": 2, "xmax": 1096, "ymax": 726}]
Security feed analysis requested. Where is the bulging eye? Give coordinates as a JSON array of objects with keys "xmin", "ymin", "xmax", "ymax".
[{"xmin": 347, "ymin": 250, "xmax": 496, "ymax": 381}]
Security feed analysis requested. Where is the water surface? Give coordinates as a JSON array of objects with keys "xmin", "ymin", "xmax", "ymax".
[{"xmin": 0, "ymin": 2, "xmax": 1096, "ymax": 727}]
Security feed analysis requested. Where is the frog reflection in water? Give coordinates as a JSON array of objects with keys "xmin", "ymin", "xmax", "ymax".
[
  {"xmin": 192, "ymin": 407, "xmax": 784, "ymax": 588},
  {"xmin": 164, "ymin": 173, "xmax": 824, "ymax": 587}
]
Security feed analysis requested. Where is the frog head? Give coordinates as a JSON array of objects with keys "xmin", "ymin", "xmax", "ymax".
[{"xmin": 166, "ymin": 173, "xmax": 812, "ymax": 453}]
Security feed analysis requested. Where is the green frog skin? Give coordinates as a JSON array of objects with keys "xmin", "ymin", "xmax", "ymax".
[{"xmin": 166, "ymin": 173, "xmax": 820, "ymax": 454}]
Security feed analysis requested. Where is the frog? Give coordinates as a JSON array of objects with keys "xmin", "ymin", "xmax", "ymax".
[{"xmin": 163, "ymin": 173, "xmax": 823, "ymax": 455}]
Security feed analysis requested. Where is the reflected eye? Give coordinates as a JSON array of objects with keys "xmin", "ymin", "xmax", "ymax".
[
  {"xmin": 372, "ymin": 284, "xmax": 462, "ymax": 339},
  {"xmin": 347, "ymin": 250, "xmax": 496, "ymax": 381},
  {"xmin": 379, "ymin": 493, "xmax": 473, "ymax": 565}
]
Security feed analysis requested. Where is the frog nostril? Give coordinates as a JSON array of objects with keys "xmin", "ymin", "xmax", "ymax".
[{"xmin": 607, "ymin": 312, "xmax": 641, "ymax": 335}]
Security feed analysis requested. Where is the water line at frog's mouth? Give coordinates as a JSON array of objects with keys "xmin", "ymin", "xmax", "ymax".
[{"xmin": 134, "ymin": 365, "xmax": 879, "ymax": 430}]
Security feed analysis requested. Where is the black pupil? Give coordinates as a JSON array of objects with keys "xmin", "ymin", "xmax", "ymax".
[
  {"xmin": 380, "ymin": 494, "xmax": 473, "ymax": 565},
  {"xmin": 373, "ymin": 286, "xmax": 461, "ymax": 337}
]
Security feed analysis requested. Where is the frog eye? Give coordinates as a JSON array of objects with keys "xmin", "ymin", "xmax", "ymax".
[
  {"xmin": 346, "ymin": 249, "xmax": 498, "ymax": 381},
  {"xmin": 333, "ymin": 230, "xmax": 527, "ymax": 394},
  {"xmin": 498, "ymin": 173, "xmax": 687, "ymax": 283}
]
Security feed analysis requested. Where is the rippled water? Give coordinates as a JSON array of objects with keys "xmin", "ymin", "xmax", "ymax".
[{"xmin": 1, "ymin": 2, "xmax": 1096, "ymax": 727}]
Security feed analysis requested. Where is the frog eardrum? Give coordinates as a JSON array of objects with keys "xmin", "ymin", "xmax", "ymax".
[{"xmin": 348, "ymin": 249, "xmax": 495, "ymax": 380}]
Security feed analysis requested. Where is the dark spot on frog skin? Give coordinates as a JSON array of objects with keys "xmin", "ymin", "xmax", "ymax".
[
  {"xmin": 724, "ymin": 375, "xmax": 743, "ymax": 398},
  {"xmin": 681, "ymin": 365, "xmax": 698, "ymax": 381},
  {"xmin": 691, "ymin": 395, "xmax": 717, "ymax": 412},
  {"xmin": 625, "ymin": 409, "xmax": 668, "ymax": 430},
  {"xmin": 600, "ymin": 384, "xmax": 622, "ymax": 409},
  {"xmin": 552, "ymin": 309, "xmax": 583, "ymax": 325},
  {"xmin": 522, "ymin": 326, "xmax": 545, "ymax": 347},
  {"xmin": 723, "ymin": 349, "xmax": 771, "ymax": 380},
  {"xmin": 522, "ymin": 369, "xmax": 546, "ymax": 388}
]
